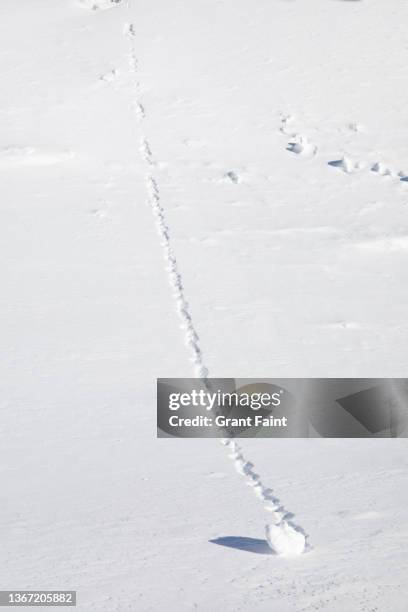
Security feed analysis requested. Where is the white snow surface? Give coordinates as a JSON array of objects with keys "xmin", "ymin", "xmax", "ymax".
[{"xmin": 1, "ymin": 0, "xmax": 408, "ymax": 610}]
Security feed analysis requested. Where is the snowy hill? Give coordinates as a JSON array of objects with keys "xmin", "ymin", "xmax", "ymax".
[{"xmin": 1, "ymin": 0, "xmax": 408, "ymax": 610}]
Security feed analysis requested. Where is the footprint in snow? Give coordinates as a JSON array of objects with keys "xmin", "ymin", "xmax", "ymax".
[
  {"xmin": 328, "ymin": 155, "xmax": 360, "ymax": 174},
  {"xmin": 224, "ymin": 170, "xmax": 240, "ymax": 184},
  {"xmin": 371, "ymin": 162, "xmax": 393, "ymax": 177},
  {"xmin": 281, "ymin": 114, "xmax": 407, "ymax": 197},
  {"xmin": 370, "ymin": 164, "xmax": 408, "ymax": 184},
  {"xmin": 279, "ymin": 114, "xmax": 296, "ymax": 137},
  {"xmin": 347, "ymin": 122, "xmax": 362, "ymax": 132},
  {"xmin": 99, "ymin": 69, "xmax": 117, "ymax": 83},
  {"xmin": 287, "ymin": 135, "xmax": 317, "ymax": 157}
]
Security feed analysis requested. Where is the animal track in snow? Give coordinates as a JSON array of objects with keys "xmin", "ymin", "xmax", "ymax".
[
  {"xmin": 279, "ymin": 115, "xmax": 317, "ymax": 156},
  {"xmin": 280, "ymin": 115, "xmax": 408, "ymax": 190},
  {"xmin": 279, "ymin": 114, "xmax": 296, "ymax": 137},
  {"xmin": 347, "ymin": 122, "xmax": 362, "ymax": 133},
  {"xmin": 224, "ymin": 170, "xmax": 240, "ymax": 184},
  {"xmin": 204, "ymin": 168, "xmax": 249, "ymax": 185},
  {"xmin": 371, "ymin": 162, "xmax": 393, "ymax": 177},
  {"xmin": 328, "ymin": 155, "xmax": 360, "ymax": 174},
  {"xmin": 287, "ymin": 135, "xmax": 317, "ymax": 157},
  {"xmin": 327, "ymin": 156, "xmax": 408, "ymax": 193},
  {"xmin": 99, "ymin": 69, "xmax": 118, "ymax": 83},
  {"xmin": 396, "ymin": 170, "xmax": 408, "ymax": 182},
  {"xmin": 370, "ymin": 164, "xmax": 408, "ymax": 185}
]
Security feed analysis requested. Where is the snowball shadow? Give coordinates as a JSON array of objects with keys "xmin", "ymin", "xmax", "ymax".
[{"xmin": 209, "ymin": 536, "xmax": 274, "ymax": 555}]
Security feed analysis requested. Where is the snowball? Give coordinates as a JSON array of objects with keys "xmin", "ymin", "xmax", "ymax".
[{"xmin": 265, "ymin": 521, "xmax": 306, "ymax": 557}]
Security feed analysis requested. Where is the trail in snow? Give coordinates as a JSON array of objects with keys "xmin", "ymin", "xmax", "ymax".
[
  {"xmin": 124, "ymin": 12, "xmax": 307, "ymax": 556},
  {"xmin": 280, "ymin": 114, "xmax": 408, "ymax": 183},
  {"xmin": 124, "ymin": 21, "xmax": 207, "ymax": 380}
]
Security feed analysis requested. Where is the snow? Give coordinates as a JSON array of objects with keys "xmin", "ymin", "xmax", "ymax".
[
  {"xmin": 1, "ymin": 0, "xmax": 408, "ymax": 610},
  {"xmin": 265, "ymin": 522, "xmax": 306, "ymax": 558},
  {"xmin": 225, "ymin": 439, "xmax": 307, "ymax": 555}
]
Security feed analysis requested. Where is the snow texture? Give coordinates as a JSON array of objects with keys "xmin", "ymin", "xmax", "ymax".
[{"xmin": 1, "ymin": 0, "xmax": 408, "ymax": 610}]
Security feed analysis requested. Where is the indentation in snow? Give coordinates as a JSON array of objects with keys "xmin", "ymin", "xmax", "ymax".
[
  {"xmin": 347, "ymin": 122, "xmax": 362, "ymax": 132},
  {"xmin": 328, "ymin": 155, "xmax": 358, "ymax": 174},
  {"xmin": 371, "ymin": 162, "xmax": 393, "ymax": 177},
  {"xmin": 224, "ymin": 170, "xmax": 240, "ymax": 184},
  {"xmin": 99, "ymin": 69, "xmax": 117, "ymax": 83},
  {"xmin": 279, "ymin": 113, "xmax": 296, "ymax": 137},
  {"xmin": 287, "ymin": 135, "xmax": 317, "ymax": 156}
]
